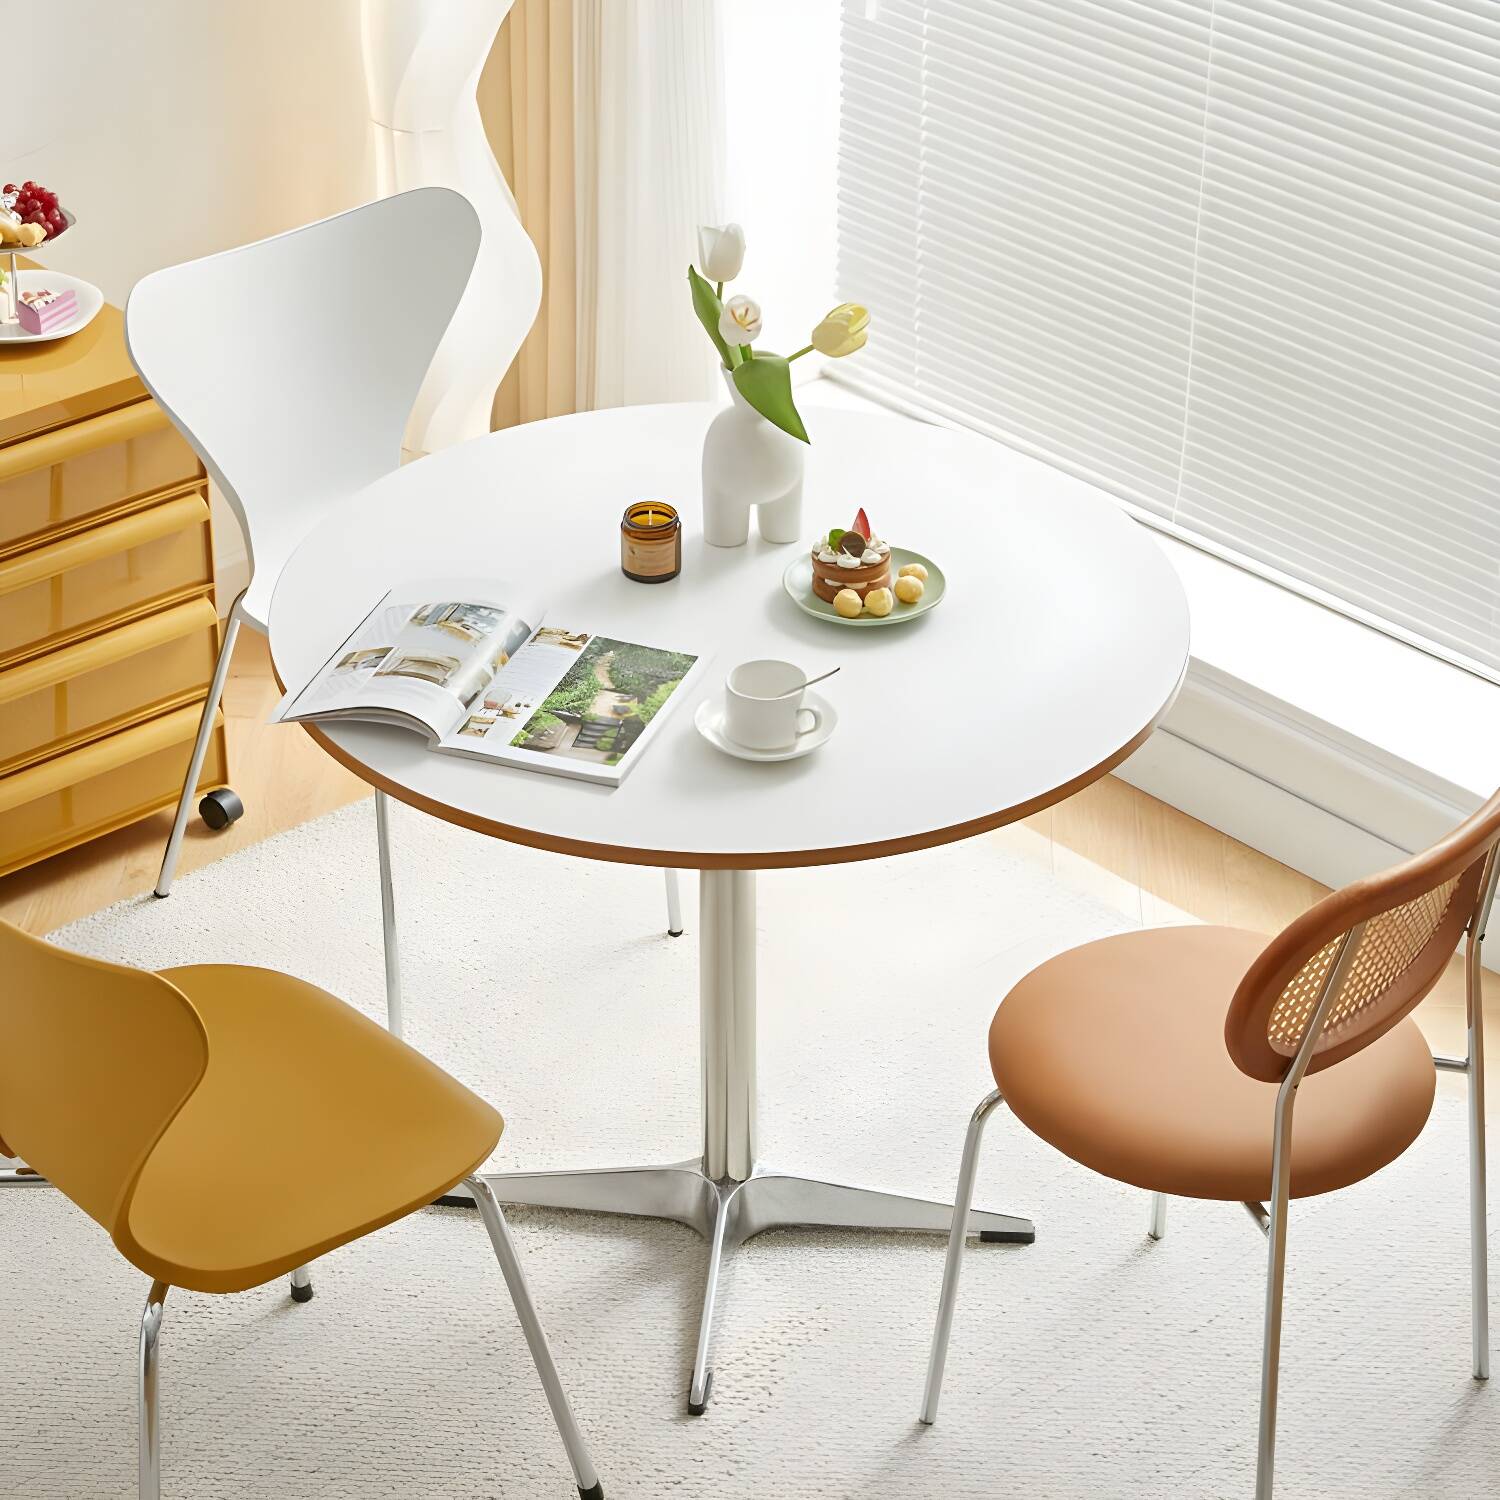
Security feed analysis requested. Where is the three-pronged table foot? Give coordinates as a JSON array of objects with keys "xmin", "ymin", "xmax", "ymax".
[{"xmin": 456, "ymin": 1158, "xmax": 1034, "ymax": 1413}]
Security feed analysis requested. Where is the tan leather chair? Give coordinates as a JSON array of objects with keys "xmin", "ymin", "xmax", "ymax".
[
  {"xmin": 920, "ymin": 791, "xmax": 1500, "ymax": 1499},
  {"xmin": 0, "ymin": 919, "xmax": 604, "ymax": 1499}
]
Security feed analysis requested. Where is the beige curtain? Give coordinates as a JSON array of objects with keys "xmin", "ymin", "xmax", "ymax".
[{"xmin": 479, "ymin": 0, "xmax": 576, "ymax": 429}]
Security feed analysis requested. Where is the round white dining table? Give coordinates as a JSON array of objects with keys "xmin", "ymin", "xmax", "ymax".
[{"xmin": 268, "ymin": 402, "xmax": 1190, "ymax": 1414}]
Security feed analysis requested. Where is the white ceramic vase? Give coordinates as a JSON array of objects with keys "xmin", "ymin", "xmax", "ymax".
[
  {"xmin": 701, "ymin": 369, "xmax": 806, "ymax": 548},
  {"xmin": 362, "ymin": 0, "xmax": 542, "ymax": 456}
]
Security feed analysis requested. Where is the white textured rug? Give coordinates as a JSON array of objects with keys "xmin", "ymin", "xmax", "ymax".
[{"xmin": 2, "ymin": 799, "xmax": 1494, "ymax": 1499}]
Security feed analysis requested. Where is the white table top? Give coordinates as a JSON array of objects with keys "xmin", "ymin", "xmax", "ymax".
[{"xmin": 268, "ymin": 404, "xmax": 1189, "ymax": 869}]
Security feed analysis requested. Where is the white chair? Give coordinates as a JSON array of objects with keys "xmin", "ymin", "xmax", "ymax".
[{"xmin": 126, "ymin": 187, "xmax": 684, "ymax": 1036}]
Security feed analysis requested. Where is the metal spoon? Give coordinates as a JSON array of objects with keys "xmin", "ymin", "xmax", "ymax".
[{"xmin": 771, "ymin": 665, "xmax": 841, "ymax": 699}]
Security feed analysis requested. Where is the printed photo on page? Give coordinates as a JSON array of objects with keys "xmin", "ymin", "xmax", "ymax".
[
  {"xmin": 273, "ymin": 577, "xmax": 707, "ymax": 787},
  {"xmin": 444, "ymin": 632, "xmax": 700, "ymax": 775}
]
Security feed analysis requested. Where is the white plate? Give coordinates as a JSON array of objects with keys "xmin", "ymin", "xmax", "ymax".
[
  {"xmin": 0, "ymin": 270, "xmax": 104, "ymax": 345},
  {"xmin": 694, "ymin": 690, "xmax": 838, "ymax": 763}
]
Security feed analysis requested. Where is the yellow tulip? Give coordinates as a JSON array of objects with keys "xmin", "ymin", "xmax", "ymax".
[{"xmin": 810, "ymin": 303, "xmax": 870, "ymax": 358}]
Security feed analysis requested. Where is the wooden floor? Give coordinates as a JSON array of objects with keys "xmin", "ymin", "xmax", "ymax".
[{"xmin": 1, "ymin": 629, "xmax": 1491, "ymax": 1080}]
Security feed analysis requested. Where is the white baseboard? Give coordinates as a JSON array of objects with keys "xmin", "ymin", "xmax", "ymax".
[{"xmin": 1118, "ymin": 660, "xmax": 1495, "ymax": 969}]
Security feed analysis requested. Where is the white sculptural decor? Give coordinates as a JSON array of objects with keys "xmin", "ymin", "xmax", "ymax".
[
  {"xmin": 362, "ymin": 0, "xmax": 542, "ymax": 455},
  {"xmin": 702, "ymin": 368, "xmax": 806, "ymax": 547},
  {"xmin": 690, "ymin": 224, "xmax": 870, "ymax": 548}
]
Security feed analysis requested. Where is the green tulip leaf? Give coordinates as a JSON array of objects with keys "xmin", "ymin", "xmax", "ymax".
[
  {"xmin": 688, "ymin": 264, "xmax": 732, "ymax": 367},
  {"xmin": 732, "ymin": 353, "xmax": 810, "ymax": 444}
]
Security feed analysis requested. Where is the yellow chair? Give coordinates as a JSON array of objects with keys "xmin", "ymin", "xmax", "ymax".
[{"xmin": 0, "ymin": 920, "xmax": 604, "ymax": 1499}]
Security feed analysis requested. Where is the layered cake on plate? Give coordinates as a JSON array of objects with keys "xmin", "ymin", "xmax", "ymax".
[
  {"xmin": 810, "ymin": 507, "xmax": 892, "ymax": 603},
  {"xmin": 18, "ymin": 288, "xmax": 77, "ymax": 336}
]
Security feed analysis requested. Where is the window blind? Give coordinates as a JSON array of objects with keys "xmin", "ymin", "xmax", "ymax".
[{"xmin": 837, "ymin": 0, "xmax": 1500, "ymax": 678}]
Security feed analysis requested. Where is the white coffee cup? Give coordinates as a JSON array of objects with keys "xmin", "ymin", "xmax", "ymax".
[{"xmin": 724, "ymin": 659, "xmax": 826, "ymax": 751}]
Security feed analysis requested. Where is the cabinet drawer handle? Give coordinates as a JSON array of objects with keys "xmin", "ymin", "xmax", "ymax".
[
  {"xmin": 0, "ymin": 701, "xmax": 216, "ymax": 815},
  {"xmin": 0, "ymin": 596, "xmax": 218, "ymax": 706},
  {"xmin": 0, "ymin": 400, "xmax": 176, "ymax": 485},
  {"xmin": 0, "ymin": 490, "xmax": 210, "ymax": 597}
]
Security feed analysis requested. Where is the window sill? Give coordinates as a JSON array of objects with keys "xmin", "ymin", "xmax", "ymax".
[{"xmin": 803, "ymin": 375, "xmax": 1495, "ymax": 885}]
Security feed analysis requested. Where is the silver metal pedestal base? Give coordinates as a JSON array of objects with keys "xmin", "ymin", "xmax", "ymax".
[
  {"xmin": 420, "ymin": 870, "xmax": 1034, "ymax": 1411},
  {"xmin": 457, "ymin": 1157, "xmax": 1033, "ymax": 1413}
]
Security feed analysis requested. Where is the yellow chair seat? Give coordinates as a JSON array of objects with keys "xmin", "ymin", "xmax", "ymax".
[{"xmin": 116, "ymin": 965, "xmax": 502, "ymax": 1294}]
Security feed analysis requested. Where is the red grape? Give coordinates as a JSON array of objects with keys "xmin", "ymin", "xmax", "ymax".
[{"xmin": 6, "ymin": 178, "xmax": 67, "ymax": 233}]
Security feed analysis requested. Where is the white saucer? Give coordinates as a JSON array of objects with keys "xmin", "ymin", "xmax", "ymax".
[{"xmin": 694, "ymin": 691, "xmax": 838, "ymax": 763}]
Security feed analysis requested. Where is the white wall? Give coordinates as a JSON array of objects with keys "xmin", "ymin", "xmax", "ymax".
[
  {"xmin": 722, "ymin": 0, "xmax": 839, "ymax": 379},
  {"xmin": 5, "ymin": 0, "xmax": 373, "ymax": 304},
  {"xmin": 5, "ymin": 0, "xmax": 375, "ymax": 601}
]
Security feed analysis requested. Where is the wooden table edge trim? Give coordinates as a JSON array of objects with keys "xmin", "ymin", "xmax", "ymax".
[{"xmin": 274, "ymin": 658, "xmax": 1187, "ymax": 871}]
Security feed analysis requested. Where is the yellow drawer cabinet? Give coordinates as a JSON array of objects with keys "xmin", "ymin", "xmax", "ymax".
[
  {"xmin": 0, "ymin": 488, "xmax": 214, "ymax": 666},
  {"xmin": 0, "ymin": 278, "xmax": 228, "ymax": 878},
  {"xmin": 0, "ymin": 400, "xmax": 202, "ymax": 553},
  {"xmin": 0, "ymin": 597, "xmax": 221, "ymax": 775}
]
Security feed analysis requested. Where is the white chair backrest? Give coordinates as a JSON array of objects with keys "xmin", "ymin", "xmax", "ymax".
[{"xmin": 125, "ymin": 187, "xmax": 481, "ymax": 606}]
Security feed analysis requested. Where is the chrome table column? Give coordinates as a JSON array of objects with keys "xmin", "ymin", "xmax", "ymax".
[{"xmin": 477, "ymin": 868, "xmax": 1034, "ymax": 1414}]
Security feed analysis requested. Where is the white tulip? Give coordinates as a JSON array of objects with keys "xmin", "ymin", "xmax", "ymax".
[
  {"xmin": 719, "ymin": 294, "xmax": 762, "ymax": 346},
  {"xmin": 698, "ymin": 222, "xmax": 746, "ymax": 282}
]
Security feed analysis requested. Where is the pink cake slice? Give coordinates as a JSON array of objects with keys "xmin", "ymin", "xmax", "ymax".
[{"xmin": 18, "ymin": 288, "xmax": 77, "ymax": 335}]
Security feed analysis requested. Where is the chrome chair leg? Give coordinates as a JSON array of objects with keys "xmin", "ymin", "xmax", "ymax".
[
  {"xmin": 1149, "ymin": 1192, "xmax": 1168, "ymax": 1240},
  {"xmin": 1254, "ymin": 920, "xmax": 1365, "ymax": 1500},
  {"xmin": 289, "ymin": 1265, "xmax": 314, "ymax": 1303},
  {"xmin": 154, "ymin": 602, "xmax": 243, "ymax": 899},
  {"xmin": 1256, "ymin": 1190, "xmax": 1290, "ymax": 1500},
  {"xmin": 920, "ymin": 1087, "xmax": 1007, "ymax": 1425},
  {"xmin": 465, "ymin": 1175, "xmax": 603, "ymax": 1499},
  {"xmin": 664, "ymin": 869, "xmax": 684, "ymax": 938},
  {"xmin": 1467, "ymin": 923, "xmax": 1490, "ymax": 1380},
  {"xmin": 375, "ymin": 790, "xmax": 404, "ymax": 1040},
  {"xmin": 138, "ymin": 1281, "xmax": 168, "ymax": 1500}
]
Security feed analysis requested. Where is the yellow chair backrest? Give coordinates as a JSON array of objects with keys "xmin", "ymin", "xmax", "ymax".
[{"xmin": 0, "ymin": 919, "xmax": 208, "ymax": 1235}]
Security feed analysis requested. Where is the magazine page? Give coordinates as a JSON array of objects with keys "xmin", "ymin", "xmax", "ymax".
[
  {"xmin": 274, "ymin": 579, "xmax": 543, "ymax": 742},
  {"xmin": 437, "ymin": 626, "xmax": 705, "ymax": 786}
]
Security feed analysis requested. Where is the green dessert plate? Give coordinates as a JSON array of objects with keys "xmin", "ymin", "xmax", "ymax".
[{"xmin": 782, "ymin": 546, "xmax": 946, "ymax": 628}]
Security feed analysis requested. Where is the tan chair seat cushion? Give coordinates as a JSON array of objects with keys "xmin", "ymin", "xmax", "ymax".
[
  {"xmin": 988, "ymin": 926, "xmax": 1436, "ymax": 1202},
  {"xmin": 119, "ymin": 965, "xmax": 503, "ymax": 1294}
]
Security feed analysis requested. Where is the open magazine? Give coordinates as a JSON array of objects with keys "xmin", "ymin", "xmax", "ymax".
[{"xmin": 274, "ymin": 579, "xmax": 706, "ymax": 786}]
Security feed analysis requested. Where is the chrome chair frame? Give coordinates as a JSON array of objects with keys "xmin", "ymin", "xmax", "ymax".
[
  {"xmin": 134, "ymin": 1175, "xmax": 602, "ymax": 1500},
  {"xmin": 921, "ymin": 845, "xmax": 1498, "ymax": 1499},
  {"xmin": 154, "ymin": 590, "xmax": 247, "ymax": 900},
  {"xmin": 370, "ymin": 789, "xmax": 681, "ymax": 1042}
]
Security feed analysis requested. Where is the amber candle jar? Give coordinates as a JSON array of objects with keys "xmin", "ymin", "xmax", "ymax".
[{"xmin": 620, "ymin": 500, "xmax": 682, "ymax": 583}]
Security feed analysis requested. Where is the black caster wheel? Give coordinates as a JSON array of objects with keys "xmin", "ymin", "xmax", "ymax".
[
  {"xmin": 199, "ymin": 787, "xmax": 244, "ymax": 831},
  {"xmin": 686, "ymin": 1371, "xmax": 713, "ymax": 1416}
]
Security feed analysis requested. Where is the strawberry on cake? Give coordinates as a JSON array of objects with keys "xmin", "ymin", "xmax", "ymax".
[{"xmin": 809, "ymin": 507, "xmax": 892, "ymax": 605}]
